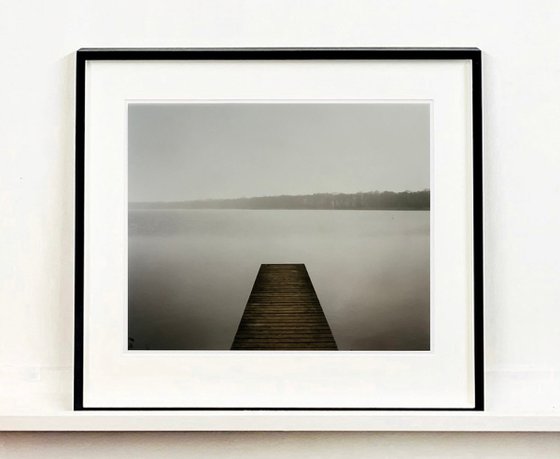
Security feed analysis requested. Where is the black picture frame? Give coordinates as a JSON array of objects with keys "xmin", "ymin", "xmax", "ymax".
[{"xmin": 74, "ymin": 47, "xmax": 483, "ymax": 411}]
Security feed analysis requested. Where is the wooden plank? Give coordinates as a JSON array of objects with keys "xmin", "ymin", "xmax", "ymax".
[{"xmin": 231, "ymin": 264, "xmax": 337, "ymax": 350}]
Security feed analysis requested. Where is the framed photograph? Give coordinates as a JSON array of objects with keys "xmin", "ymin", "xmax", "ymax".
[{"xmin": 75, "ymin": 48, "xmax": 483, "ymax": 411}]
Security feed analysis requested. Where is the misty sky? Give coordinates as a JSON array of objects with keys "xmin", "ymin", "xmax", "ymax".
[{"xmin": 128, "ymin": 103, "xmax": 430, "ymax": 202}]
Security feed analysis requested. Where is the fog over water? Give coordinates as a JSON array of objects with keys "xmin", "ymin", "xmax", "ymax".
[
  {"xmin": 128, "ymin": 103, "xmax": 431, "ymax": 351},
  {"xmin": 129, "ymin": 209, "xmax": 430, "ymax": 350}
]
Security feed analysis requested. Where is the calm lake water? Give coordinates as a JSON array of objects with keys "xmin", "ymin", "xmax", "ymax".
[{"xmin": 128, "ymin": 209, "xmax": 430, "ymax": 351}]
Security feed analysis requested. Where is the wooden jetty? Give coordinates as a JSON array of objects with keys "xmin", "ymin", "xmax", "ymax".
[{"xmin": 231, "ymin": 264, "xmax": 338, "ymax": 350}]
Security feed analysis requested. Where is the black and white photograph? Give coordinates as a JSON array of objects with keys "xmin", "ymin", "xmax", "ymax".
[{"xmin": 128, "ymin": 102, "xmax": 431, "ymax": 351}]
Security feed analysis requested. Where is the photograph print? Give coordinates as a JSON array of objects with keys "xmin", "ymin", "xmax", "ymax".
[{"xmin": 128, "ymin": 102, "xmax": 430, "ymax": 352}]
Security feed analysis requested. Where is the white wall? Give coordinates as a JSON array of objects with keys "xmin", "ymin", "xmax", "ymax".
[{"xmin": 1, "ymin": 0, "xmax": 560, "ymax": 455}]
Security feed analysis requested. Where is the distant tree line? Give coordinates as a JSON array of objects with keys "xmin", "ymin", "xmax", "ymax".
[{"xmin": 130, "ymin": 190, "xmax": 430, "ymax": 211}]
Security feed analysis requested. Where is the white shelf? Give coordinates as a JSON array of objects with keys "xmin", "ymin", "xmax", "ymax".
[{"xmin": 2, "ymin": 412, "xmax": 560, "ymax": 431}]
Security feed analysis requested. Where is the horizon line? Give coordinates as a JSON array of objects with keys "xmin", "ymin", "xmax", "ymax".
[{"xmin": 129, "ymin": 189, "xmax": 430, "ymax": 204}]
